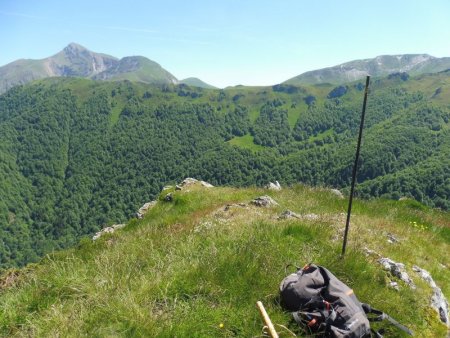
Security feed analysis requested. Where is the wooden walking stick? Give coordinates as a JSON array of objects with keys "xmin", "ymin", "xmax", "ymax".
[{"xmin": 256, "ymin": 301, "xmax": 279, "ymax": 338}]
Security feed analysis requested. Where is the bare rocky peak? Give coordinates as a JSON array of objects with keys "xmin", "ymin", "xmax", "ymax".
[
  {"xmin": 0, "ymin": 43, "xmax": 179, "ymax": 93},
  {"xmin": 285, "ymin": 53, "xmax": 450, "ymax": 85},
  {"xmin": 49, "ymin": 43, "xmax": 118, "ymax": 77}
]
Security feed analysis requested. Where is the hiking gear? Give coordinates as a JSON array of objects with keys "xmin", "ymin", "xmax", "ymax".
[
  {"xmin": 362, "ymin": 304, "xmax": 414, "ymax": 336},
  {"xmin": 279, "ymin": 264, "xmax": 413, "ymax": 337},
  {"xmin": 342, "ymin": 75, "xmax": 370, "ymax": 256},
  {"xmin": 257, "ymin": 301, "xmax": 279, "ymax": 338}
]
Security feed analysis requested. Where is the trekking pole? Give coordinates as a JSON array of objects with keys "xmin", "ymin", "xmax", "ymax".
[
  {"xmin": 342, "ymin": 75, "xmax": 370, "ymax": 256},
  {"xmin": 256, "ymin": 301, "xmax": 279, "ymax": 338}
]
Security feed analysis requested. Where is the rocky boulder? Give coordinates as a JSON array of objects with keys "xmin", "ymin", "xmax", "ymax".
[
  {"xmin": 266, "ymin": 181, "xmax": 281, "ymax": 190},
  {"xmin": 378, "ymin": 257, "xmax": 415, "ymax": 289},
  {"xmin": 413, "ymin": 265, "xmax": 449, "ymax": 327},
  {"xmin": 92, "ymin": 224, "xmax": 125, "ymax": 241},
  {"xmin": 251, "ymin": 195, "xmax": 279, "ymax": 207},
  {"xmin": 177, "ymin": 177, "xmax": 214, "ymax": 189},
  {"xmin": 136, "ymin": 201, "xmax": 157, "ymax": 219},
  {"xmin": 278, "ymin": 210, "xmax": 301, "ymax": 220}
]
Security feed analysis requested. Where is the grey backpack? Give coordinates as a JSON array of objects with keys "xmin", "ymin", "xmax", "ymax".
[{"xmin": 279, "ymin": 264, "xmax": 413, "ymax": 337}]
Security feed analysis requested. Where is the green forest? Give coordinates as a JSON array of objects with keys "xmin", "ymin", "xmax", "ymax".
[{"xmin": 0, "ymin": 72, "xmax": 449, "ymax": 268}]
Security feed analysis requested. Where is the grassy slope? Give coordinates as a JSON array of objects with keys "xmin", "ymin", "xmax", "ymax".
[{"xmin": 1, "ymin": 183, "xmax": 449, "ymax": 337}]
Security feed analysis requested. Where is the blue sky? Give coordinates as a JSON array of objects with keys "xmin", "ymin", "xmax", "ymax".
[{"xmin": 1, "ymin": 0, "xmax": 449, "ymax": 88}]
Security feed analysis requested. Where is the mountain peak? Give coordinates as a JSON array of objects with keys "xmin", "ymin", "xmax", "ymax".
[
  {"xmin": 0, "ymin": 44, "xmax": 178, "ymax": 93},
  {"xmin": 65, "ymin": 42, "xmax": 88, "ymax": 49},
  {"xmin": 285, "ymin": 53, "xmax": 450, "ymax": 85},
  {"xmin": 62, "ymin": 42, "xmax": 91, "ymax": 55}
]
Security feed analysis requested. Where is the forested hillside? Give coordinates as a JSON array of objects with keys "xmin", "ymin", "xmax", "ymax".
[{"xmin": 0, "ymin": 72, "xmax": 449, "ymax": 268}]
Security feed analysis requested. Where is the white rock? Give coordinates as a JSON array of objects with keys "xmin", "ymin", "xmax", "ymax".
[
  {"xmin": 387, "ymin": 233, "xmax": 400, "ymax": 244},
  {"xmin": 389, "ymin": 281, "xmax": 399, "ymax": 290},
  {"xmin": 180, "ymin": 177, "xmax": 198, "ymax": 186},
  {"xmin": 251, "ymin": 195, "xmax": 279, "ymax": 207},
  {"xmin": 266, "ymin": 181, "xmax": 281, "ymax": 190},
  {"xmin": 136, "ymin": 201, "xmax": 157, "ymax": 219},
  {"xmin": 278, "ymin": 210, "xmax": 301, "ymax": 220},
  {"xmin": 413, "ymin": 265, "xmax": 449, "ymax": 327},
  {"xmin": 378, "ymin": 257, "xmax": 415, "ymax": 289},
  {"xmin": 92, "ymin": 224, "xmax": 125, "ymax": 241},
  {"xmin": 330, "ymin": 189, "xmax": 344, "ymax": 199},
  {"xmin": 200, "ymin": 181, "xmax": 214, "ymax": 188}
]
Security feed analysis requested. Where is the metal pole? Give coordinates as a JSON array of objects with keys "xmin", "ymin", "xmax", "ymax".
[{"xmin": 342, "ymin": 75, "xmax": 370, "ymax": 256}]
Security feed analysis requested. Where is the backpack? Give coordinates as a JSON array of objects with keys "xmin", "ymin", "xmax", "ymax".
[{"xmin": 279, "ymin": 264, "xmax": 413, "ymax": 337}]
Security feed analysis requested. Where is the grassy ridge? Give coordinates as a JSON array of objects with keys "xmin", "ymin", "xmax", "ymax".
[{"xmin": 1, "ymin": 183, "xmax": 449, "ymax": 337}]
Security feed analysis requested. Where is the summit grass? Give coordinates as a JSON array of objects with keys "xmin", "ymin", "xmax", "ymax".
[{"xmin": 0, "ymin": 183, "xmax": 449, "ymax": 337}]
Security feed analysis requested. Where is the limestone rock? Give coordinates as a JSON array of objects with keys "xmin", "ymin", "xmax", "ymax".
[
  {"xmin": 180, "ymin": 177, "xmax": 198, "ymax": 187},
  {"xmin": 251, "ymin": 195, "xmax": 278, "ymax": 207},
  {"xmin": 92, "ymin": 224, "xmax": 125, "ymax": 241},
  {"xmin": 330, "ymin": 189, "xmax": 344, "ymax": 199},
  {"xmin": 412, "ymin": 265, "xmax": 436, "ymax": 287},
  {"xmin": 413, "ymin": 265, "xmax": 449, "ymax": 327},
  {"xmin": 378, "ymin": 257, "xmax": 415, "ymax": 289},
  {"xmin": 200, "ymin": 180, "xmax": 214, "ymax": 188},
  {"xmin": 136, "ymin": 201, "xmax": 157, "ymax": 219},
  {"xmin": 266, "ymin": 181, "xmax": 281, "ymax": 190},
  {"xmin": 387, "ymin": 233, "xmax": 400, "ymax": 244},
  {"xmin": 176, "ymin": 177, "xmax": 214, "ymax": 189},
  {"xmin": 388, "ymin": 281, "xmax": 399, "ymax": 290},
  {"xmin": 278, "ymin": 210, "xmax": 301, "ymax": 220}
]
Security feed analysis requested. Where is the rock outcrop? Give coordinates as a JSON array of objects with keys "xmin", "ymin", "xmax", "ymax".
[
  {"xmin": 278, "ymin": 210, "xmax": 301, "ymax": 220},
  {"xmin": 92, "ymin": 224, "xmax": 125, "ymax": 241},
  {"xmin": 266, "ymin": 181, "xmax": 281, "ymax": 190},
  {"xmin": 330, "ymin": 189, "xmax": 344, "ymax": 199},
  {"xmin": 378, "ymin": 257, "xmax": 415, "ymax": 289},
  {"xmin": 136, "ymin": 201, "xmax": 157, "ymax": 219},
  {"xmin": 413, "ymin": 265, "xmax": 449, "ymax": 327},
  {"xmin": 176, "ymin": 178, "xmax": 214, "ymax": 189},
  {"xmin": 251, "ymin": 196, "xmax": 278, "ymax": 207}
]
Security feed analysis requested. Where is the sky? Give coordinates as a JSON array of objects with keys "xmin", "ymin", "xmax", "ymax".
[{"xmin": 1, "ymin": 0, "xmax": 450, "ymax": 88}]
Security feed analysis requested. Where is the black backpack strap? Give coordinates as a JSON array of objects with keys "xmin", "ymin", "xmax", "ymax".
[
  {"xmin": 371, "ymin": 328, "xmax": 384, "ymax": 338},
  {"xmin": 362, "ymin": 304, "xmax": 414, "ymax": 336},
  {"xmin": 292, "ymin": 300, "xmax": 337, "ymax": 335}
]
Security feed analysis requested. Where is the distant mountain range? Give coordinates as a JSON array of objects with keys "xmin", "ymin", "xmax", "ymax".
[
  {"xmin": 285, "ymin": 54, "xmax": 450, "ymax": 85},
  {"xmin": 1, "ymin": 44, "xmax": 450, "ymax": 93},
  {"xmin": 0, "ymin": 43, "xmax": 214, "ymax": 93}
]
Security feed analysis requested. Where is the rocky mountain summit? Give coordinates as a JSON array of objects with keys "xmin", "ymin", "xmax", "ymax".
[
  {"xmin": 285, "ymin": 54, "xmax": 450, "ymax": 85},
  {"xmin": 0, "ymin": 43, "xmax": 178, "ymax": 93},
  {"xmin": 50, "ymin": 42, "xmax": 118, "ymax": 77}
]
